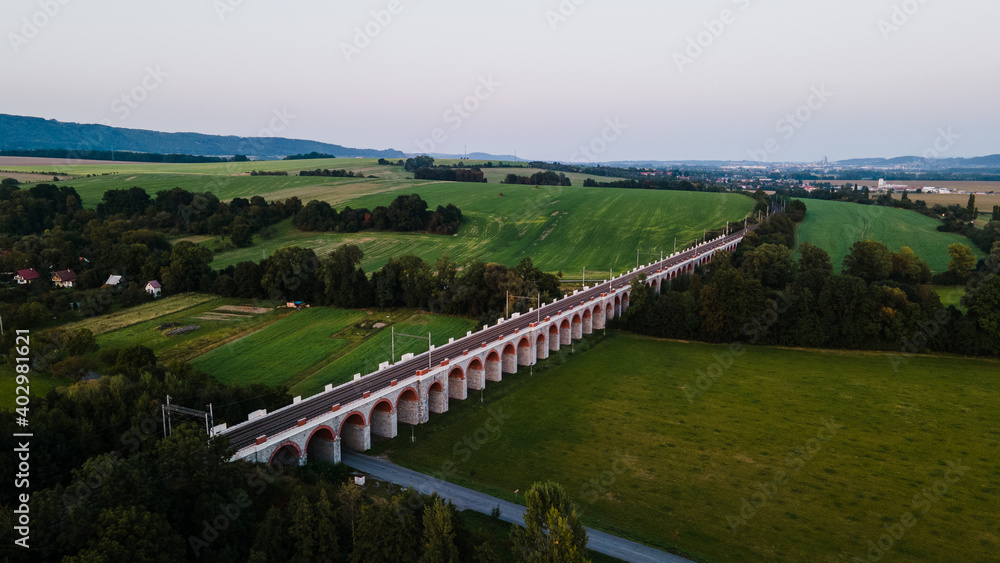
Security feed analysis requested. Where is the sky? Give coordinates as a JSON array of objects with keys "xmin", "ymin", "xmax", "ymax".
[{"xmin": 2, "ymin": 0, "xmax": 998, "ymax": 163}]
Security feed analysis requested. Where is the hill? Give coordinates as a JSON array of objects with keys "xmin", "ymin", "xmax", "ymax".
[
  {"xmin": 794, "ymin": 199, "xmax": 982, "ymax": 272},
  {"xmin": 0, "ymin": 113, "xmax": 404, "ymax": 159}
]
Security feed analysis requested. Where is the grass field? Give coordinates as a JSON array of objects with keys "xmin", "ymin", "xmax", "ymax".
[
  {"xmin": 370, "ymin": 333, "xmax": 1000, "ymax": 563},
  {"xmin": 95, "ymin": 298, "xmax": 286, "ymax": 363},
  {"xmin": 291, "ymin": 313, "xmax": 479, "ymax": 397},
  {"xmin": 191, "ymin": 307, "xmax": 367, "ymax": 388},
  {"xmin": 209, "ymin": 185, "xmax": 755, "ymax": 274},
  {"xmin": 795, "ymin": 199, "xmax": 983, "ymax": 272},
  {"xmin": 0, "ymin": 365, "xmax": 71, "ymax": 405},
  {"xmin": 3, "ymin": 157, "xmax": 753, "ymax": 275},
  {"xmin": 59, "ymin": 293, "xmax": 219, "ymax": 336}
]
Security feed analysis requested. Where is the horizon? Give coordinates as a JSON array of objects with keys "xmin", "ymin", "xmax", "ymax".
[{"xmin": 3, "ymin": 0, "xmax": 998, "ymax": 162}]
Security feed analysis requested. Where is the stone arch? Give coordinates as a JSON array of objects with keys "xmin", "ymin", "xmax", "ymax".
[
  {"xmin": 606, "ymin": 303, "xmax": 613, "ymax": 322},
  {"xmin": 622, "ymin": 291, "xmax": 630, "ymax": 312},
  {"xmin": 396, "ymin": 387, "xmax": 420, "ymax": 425},
  {"xmin": 467, "ymin": 358, "xmax": 485, "ymax": 391},
  {"xmin": 269, "ymin": 440, "xmax": 302, "ymax": 467},
  {"xmin": 448, "ymin": 366, "xmax": 467, "ymax": 400},
  {"xmin": 501, "ymin": 343, "xmax": 518, "ymax": 374},
  {"xmin": 517, "ymin": 337, "xmax": 533, "ymax": 366},
  {"xmin": 593, "ymin": 304, "xmax": 605, "ymax": 330},
  {"xmin": 560, "ymin": 318, "xmax": 571, "ymax": 346},
  {"xmin": 485, "ymin": 350, "xmax": 502, "ymax": 382},
  {"xmin": 582, "ymin": 308, "xmax": 593, "ymax": 334},
  {"xmin": 339, "ymin": 412, "xmax": 369, "ymax": 452},
  {"xmin": 571, "ymin": 314, "xmax": 583, "ymax": 340},
  {"xmin": 536, "ymin": 333, "xmax": 548, "ymax": 361},
  {"xmin": 614, "ymin": 295, "xmax": 621, "ymax": 318},
  {"xmin": 306, "ymin": 425, "xmax": 337, "ymax": 464},
  {"xmin": 548, "ymin": 324, "xmax": 560, "ymax": 352},
  {"xmin": 370, "ymin": 399, "xmax": 396, "ymax": 439},
  {"xmin": 428, "ymin": 380, "xmax": 447, "ymax": 414}
]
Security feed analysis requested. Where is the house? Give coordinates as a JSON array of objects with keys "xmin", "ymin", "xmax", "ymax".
[
  {"xmin": 103, "ymin": 275, "xmax": 124, "ymax": 288},
  {"xmin": 15, "ymin": 268, "xmax": 39, "ymax": 284},
  {"xmin": 145, "ymin": 280, "xmax": 162, "ymax": 298},
  {"xmin": 52, "ymin": 269, "xmax": 77, "ymax": 288}
]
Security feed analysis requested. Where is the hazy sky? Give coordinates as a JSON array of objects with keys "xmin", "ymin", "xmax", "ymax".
[{"xmin": 3, "ymin": 0, "xmax": 998, "ymax": 162}]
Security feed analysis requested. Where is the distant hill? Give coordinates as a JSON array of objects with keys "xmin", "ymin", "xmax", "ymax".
[
  {"xmin": 0, "ymin": 114, "xmax": 404, "ymax": 159},
  {"xmin": 834, "ymin": 155, "xmax": 1000, "ymax": 168}
]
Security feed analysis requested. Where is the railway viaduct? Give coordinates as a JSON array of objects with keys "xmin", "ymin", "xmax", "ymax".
[{"xmin": 217, "ymin": 230, "xmax": 747, "ymax": 467}]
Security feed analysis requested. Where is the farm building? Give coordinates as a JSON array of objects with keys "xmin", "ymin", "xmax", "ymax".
[
  {"xmin": 52, "ymin": 269, "xmax": 77, "ymax": 288},
  {"xmin": 103, "ymin": 275, "xmax": 124, "ymax": 288},
  {"xmin": 15, "ymin": 268, "xmax": 39, "ymax": 284},
  {"xmin": 145, "ymin": 280, "xmax": 162, "ymax": 298}
]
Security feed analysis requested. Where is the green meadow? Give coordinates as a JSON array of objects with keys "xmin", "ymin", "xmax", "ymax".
[
  {"xmin": 372, "ymin": 333, "xmax": 1000, "ymax": 563},
  {"xmin": 795, "ymin": 199, "xmax": 982, "ymax": 273}
]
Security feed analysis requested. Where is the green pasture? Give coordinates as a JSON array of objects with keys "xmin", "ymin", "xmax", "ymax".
[
  {"xmin": 95, "ymin": 298, "xmax": 285, "ymax": 363},
  {"xmin": 291, "ymin": 313, "xmax": 479, "ymax": 397},
  {"xmin": 795, "ymin": 199, "xmax": 982, "ymax": 273},
  {"xmin": 372, "ymin": 333, "xmax": 1000, "ymax": 563},
  {"xmin": 191, "ymin": 307, "xmax": 367, "ymax": 388}
]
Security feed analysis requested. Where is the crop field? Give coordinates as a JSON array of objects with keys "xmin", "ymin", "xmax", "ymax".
[
  {"xmin": 59, "ymin": 293, "xmax": 219, "ymax": 336},
  {"xmin": 794, "ymin": 199, "xmax": 982, "ymax": 272},
  {"xmin": 210, "ymin": 184, "xmax": 755, "ymax": 274},
  {"xmin": 291, "ymin": 313, "xmax": 479, "ymax": 397},
  {"xmin": 371, "ymin": 333, "xmax": 1000, "ymax": 563},
  {"xmin": 95, "ymin": 297, "xmax": 286, "ymax": 363},
  {"xmin": 888, "ymin": 191, "xmax": 1000, "ymax": 216},
  {"xmin": 191, "ymin": 307, "xmax": 367, "ymax": 388}
]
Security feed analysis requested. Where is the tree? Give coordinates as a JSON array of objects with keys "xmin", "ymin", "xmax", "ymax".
[
  {"xmin": 322, "ymin": 244, "xmax": 371, "ymax": 308},
  {"xmin": 947, "ymin": 243, "xmax": 977, "ymax": 281},
  {"xmin": 511, "ymin": 482, "xmax": 588, "ymax": 563},
  {"xmin": 161, "ymin": 240, "xmax": 214, "ymax": 293},
  {"xmin": 64, "ymin": 505, "xmax": 185, "ymax": 563},
  {"xmin": 966, "ymin": 274, "xmax": 1000, "ymax": 354},
  {"xmin": 313, "ymin": 488, "xmax": 340, "ymax": 563},
  {"xmin": 967, "ymin": 194, "xmax": 977, "ymax": 219},
  {"xmin": 288, "ymin": 488, "xmax": 316, "ymax": 562},
  {"xmin": 798, "ymin": 242, "xmax": 833, "ymax": 275},
  {"xmin": 261, "ymin": 246, "xmax": 321, "ymax": 302},
  {"xmin": 741, "ymin": 243, "xmax": 794, "ymax": 289},
  {"xmin": 890, "ymin": 246, "xmax": 930, "ymax": 284},
  {"xmin": 843, "ymin": 240, "xmax": 892, "ymax": 283},
  {"xmin": 420, "ymin": 497, "xmax": 460, "ymax": 563},
  {"xmin": 698, "ymin": 269, "xmax": 765, "ymax": 342}
]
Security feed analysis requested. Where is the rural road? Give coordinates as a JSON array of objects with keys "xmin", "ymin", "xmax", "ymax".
[{"xmin": 342, "ymin": 452, "xmax": 693, "ymax": 563}]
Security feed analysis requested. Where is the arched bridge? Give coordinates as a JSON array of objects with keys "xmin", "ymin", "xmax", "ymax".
[{"xmin": 218, "ymin": 230, "xmax": 748, "ymax": 466}]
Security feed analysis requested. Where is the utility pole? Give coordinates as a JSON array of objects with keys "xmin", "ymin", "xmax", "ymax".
[
  {"xmin": 391, "ymin": 326, "xmax": 395, "ymax": 363},
  {"xmin": 583, "ymin": 267, "xmax": 586, "ymax": 287}
]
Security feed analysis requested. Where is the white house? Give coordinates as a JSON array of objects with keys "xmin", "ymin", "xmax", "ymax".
[
  {"xmin": 15, "ymin": 268, "xmax": 39, "ymax": 284},
  {"xmin": 145, "ymin": 280, "xmax": 162, "ymax": 298},
  {"xmin": 52, "ymin": 269, "xmax": 77, "ymax": 288}
]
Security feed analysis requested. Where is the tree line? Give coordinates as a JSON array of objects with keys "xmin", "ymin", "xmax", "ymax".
[
  {"xmin": 620, "ymin": 206, "xmax": 1000, "ymax": 357},
  {"xmin": 0, "ymin": 148, "xmax": 232, "ymax": 164},
  {"xmin": 502, "ymin": 171, "xmax": 571, "ymax": 186},
  {"xmin": 292, "ymin": 194, "xmax": 463, "ymax": 235}
]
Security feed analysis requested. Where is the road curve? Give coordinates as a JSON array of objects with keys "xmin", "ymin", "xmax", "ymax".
[
  {"xmin": 221, "ymin": 229, "xmax": 750, "ymax": 452},
  {"xmin": 342, "ymin": 452, "xmax": 693, "ymax": 563}
]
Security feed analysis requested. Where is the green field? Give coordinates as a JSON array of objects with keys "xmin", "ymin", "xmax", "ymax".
[
  {"xmin": 292, "ymin": 313, "xmax": 479, "ymax": 397},
  {"xmin": 371, "ymin": 333, "xmax": 1000, "ymax": 563},
  {"xmin": 60, "ymin": 293, "xmax": 219, "ymax": 336},
  {"xmin": 96, "ymin": 298, "xmax": 285, "ymax": 363},
  {"xmin": 208, "ymin": 185, "xmax": 754, "ymax": 274},
  {"xmin": 795, "ymin": 199, "xmax": 982, "ymax": 273},
  {"xmin": 191, "ymin": 307, "xmax": 367, "ymax": 388},
  {"xmin": 6, "ymin": 158, "xmax": 754, "ymax": 274}
]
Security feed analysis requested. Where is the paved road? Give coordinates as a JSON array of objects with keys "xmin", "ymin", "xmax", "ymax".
[
  {"xmin": 222, "ymin": 229, "xmax": 749, "ymax": 452},
  {"xmin": 343, "ymin": 452, "xmax": 693, "ymax": 563}
]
